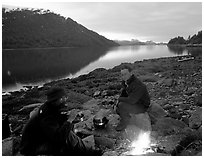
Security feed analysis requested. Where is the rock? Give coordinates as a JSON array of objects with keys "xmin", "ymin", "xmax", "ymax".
[
  {"xmin": 93, "ymin": 91, "xmax": 101, "ymax": 97},
  {"xmin": 152, "ymin": 117, "xmax": 187, "ymax": 136},
  {"xmin": 178, "ymin": 140, "xmax": 202, "ymax": 156},
  {"xmin": 94, "ymin": 136, "xmax": 116, "ymax": 149},
  {"xmin": 157, "ymin": 134, "xmax": 186, "ymax": 154},
  {"xmin": 195, "ymin": 94, "xmax": 202, "ymax": 107},
  {"xmin": 189, "ymin": 107, "xmax": 202, "ymax": 129},
  {"xmin": 179, "ymin": 104, "xmax": 191, "ymax": 110},
  {"xmin": 163, "ymin": 104, "xmax": 174, "ymax": 110},
  {"xmin": 185, "ymin": 87, "xmax": 197, "ymax": 96},
  {"xmin": 107, "ymin": 114, "xmax": 120, "ymax": 127},
  {"xmin": 94, "ymin": 109, "xmax": 111, "ymax": 119},
  {"xmin": 82, "ymin": 135, "xmax": 95, "ymax": 149},
  {"xmin": 196, "ymin": 151, "xmax": 202, "ymax": 156},
  {"xmin": 148, "ymin": 102, "xmax": 168, "ymax": 124},
  {"xmin": 163, "ymin": 78, "xmax": 173, "ymax": 86},
  {"xmin": 103, "ymin": 151, "xmax": 119, "ymax": 156},
  {"xmin": 2, "ymin": 137, "xmax": 13, "ymax": 156},
  {"xmin": 168, "ymin": 112, "xmax": 182, "ymax": 120},
  {"xmin": 142, "ymin": 152, "xmax": 170, "ymax": 156},
  {"xmin": 82, "ymin": 99, "xmax": 100, "ymax": 113},
  {"xmin": 181, "ymin": 116, "xmax": 189, "ymax": 125},
  {"xmin": 75, "ymin": 116, "xmax": 95, "ymax": 131}
]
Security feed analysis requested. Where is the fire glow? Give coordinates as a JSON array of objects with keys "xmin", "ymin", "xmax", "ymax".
[{"xmin": 128, "ymin": 131, "xmax": 154, "ymax": 155}]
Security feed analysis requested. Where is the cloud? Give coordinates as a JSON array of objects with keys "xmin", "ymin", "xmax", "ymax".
[{"xmin": 2, "ymin": 2, "xmax": 202, "ymax": 42}]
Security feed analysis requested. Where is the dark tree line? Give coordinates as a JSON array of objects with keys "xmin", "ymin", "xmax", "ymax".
[
  {"xmin": 168, "ymin": 31, "xmax": 202, "ymax": 45},
  {"xmin": 2, "ymin": 8, "xmax": 118, "ymax": 49}
]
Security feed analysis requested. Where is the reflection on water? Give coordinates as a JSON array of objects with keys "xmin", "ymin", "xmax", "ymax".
[
  {"xmin": 167, "ymin": 45, "xmax": 202, "ymax": 56},
  {"xmin": 2, "ymin": 47, "xmax": 110, "ymax": 91},
  {"xmin": 2, "ymin": 45, "xmax": 201, "ymax": 92}
]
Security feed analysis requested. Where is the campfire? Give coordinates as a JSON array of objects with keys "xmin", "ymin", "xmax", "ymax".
[
  {"xmin": 128, "ymin": 131, "xmax": 156, "ymax": 155},
  {"xmin": 121, "ymin": 127, "xmax": 157, "ymax": 156}
]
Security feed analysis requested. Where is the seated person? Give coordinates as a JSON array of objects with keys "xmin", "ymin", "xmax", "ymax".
[
  {"xmin": 115, "ymin": 67, "xmax": 150, "ymax": 131},
  {"xmin": 20, "ymin": 87, "xmax": 101, "ymax": 156}
]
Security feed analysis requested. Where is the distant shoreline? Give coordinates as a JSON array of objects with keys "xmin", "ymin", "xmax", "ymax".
[{"xmin": 167, "ymin": 44, "xmax": 202, "ymax": 47}]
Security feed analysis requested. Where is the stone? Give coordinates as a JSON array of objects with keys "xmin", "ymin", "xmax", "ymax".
[
  {"xmin": 189, "ymin": 107, "xmax": 202, "ymax": 129},
  {"xmin": 82, "ymin": 135, "xmax": 95, "ymax": 149},
  {"xmin": 148, "ymin": 102, "xmax": 168, "ymax": 124},
  {"xmin": 94, "ymin": 136, "xmax": 116, "ymax": 149},
  {"xmin": 156, "ymin": 134, "xmax": 186, "ymax": 154},
  {"xmin": 181, "ymin": 116, "xmax": 189, "ymax": 125},
  {"xmin": 93, "ymin": 91, "xmax": 101, "ymax": 97},
  {"xmin": 2, "ymin": 137, "xmax": 13, "ymax": 156},
  {"xmin": 74, "ymin": 115, "xmax": 95, "ymax": 131},
  {"xmin": 107, "ymin": 114, "xmax": 120, "ymax": 127},
  {"xmin": 169, "ymin": 112, "xmax": 182, "ymax": 120},
  {"xmin": 195, "ymin": 94, "xmax": 202, "ymax": 107},
  {"xmin": 152, "ymin": 117, "xmax": 187, "ymax": 136},
  {"xmin": 185, "ymin": 87, "xmax": 197, "ymax": 96},
  {"xmin": 103, "ymin": 151, "xmax": 119, "ymax": 156},
  {"xmin": 163, "ymin": 78, "xmax": 173, "ymax": 86},
  {"xmin": 163, "ymin": 104, "xmax": 174, "ymax": 110},
  {"xmin": 179, "ymin": 104, "xmax": 191, "ymax": 110},
  {"xmin": 82, "ymin": 99, "xmax": 100, "ymax": 113},
  {"xmin": 196, "ymin": 151, "xmax": 202, "ymax": 156}
]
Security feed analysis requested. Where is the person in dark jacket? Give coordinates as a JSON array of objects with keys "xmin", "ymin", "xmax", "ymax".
[
  {"xmin": 115, "ymin": 67, "xmax": 150, "ymax": 131},
  {"xmin": 20, "ymin": 87, "xmax": 100, "ymax": 156}
]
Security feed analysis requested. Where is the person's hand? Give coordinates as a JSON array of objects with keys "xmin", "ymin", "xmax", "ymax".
[{"xmin": 67, "ymin": 109, "xmax": 78, "ymax": 123}]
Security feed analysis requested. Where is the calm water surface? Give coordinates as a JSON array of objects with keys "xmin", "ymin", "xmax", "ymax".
[{"xmin": 2, "ymin": 45, "xmax": 201, "ymax": 92}]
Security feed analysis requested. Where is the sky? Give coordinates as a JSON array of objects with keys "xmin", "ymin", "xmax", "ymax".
[{"xmin": 2, "ymin": 0, "xmax": 202, "ymax": 42}]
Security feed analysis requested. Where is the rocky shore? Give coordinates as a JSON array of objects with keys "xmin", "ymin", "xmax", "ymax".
[{"xmin": 2, "ymin": 54, "xmax": 202, "ymax": 156}]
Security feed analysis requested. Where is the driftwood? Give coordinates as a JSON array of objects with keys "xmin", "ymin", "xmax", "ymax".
[{"xmin": 178, "ymin": 57, "xmax": 194, "ymax": 62}]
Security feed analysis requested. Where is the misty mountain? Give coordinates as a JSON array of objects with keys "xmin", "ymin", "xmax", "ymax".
[
  {"xmin": 114, "ymin": 39, "xmax": 158, "ymax": 46},
  {"xmin": 2, "ymin": 8, "xmax": 119, "ymax": 49}
]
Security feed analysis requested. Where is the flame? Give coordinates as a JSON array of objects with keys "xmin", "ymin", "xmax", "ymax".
[{"xmin": 128, "ymin": 131, "xmax": 154, "ymax": 155}]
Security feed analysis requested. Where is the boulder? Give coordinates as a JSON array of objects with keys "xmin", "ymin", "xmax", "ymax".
[
  {"xmin": 2, "ymin": 137, "xmax": 13, "ymax": 156},
  {"xmin": 74, "ymin": 116, "xmax": 95, "ymax": 131},
  {"xmin": 152, "ymin": 117, "xmax": 187, "ymax": 136},
  {"xmin": 148, "ymin": 102, "xmax": 168, "ymax": 124},
  {"xmin": 82, "ymin": 135, "xmax": 95, "ymax": 149},
  {"xmin": 94, "ymin": 136, "xmax": 116, "ymax": 149},
  {"xmin": 156, "ymin": 134, "xmax": 186, "ymax": 154},
  {"xmin": 189, "ymin": 107, "xmax": 202, "ymax": 129},
  {"xmin": 163, "ymin": 78, "xmax": 173, "ymax": 86},
  {"xmin": 82, "ymin": 99, "xmax": 100, "ymax": 113}
]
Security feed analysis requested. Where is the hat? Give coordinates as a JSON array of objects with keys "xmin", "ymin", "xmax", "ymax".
[{"xmin": 46, "ymin": 87, "xmax": 66, "ymax": 102}]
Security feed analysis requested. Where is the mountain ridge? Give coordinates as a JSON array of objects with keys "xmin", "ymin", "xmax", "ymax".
[{"xmin": 2, "ymin": 8, "xmax": 119, "ymax": 49}]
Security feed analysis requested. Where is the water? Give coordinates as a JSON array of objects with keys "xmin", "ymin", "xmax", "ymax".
[{"xmin": 2, "ymin": 45, "xmax": 201, "ymax": 92}]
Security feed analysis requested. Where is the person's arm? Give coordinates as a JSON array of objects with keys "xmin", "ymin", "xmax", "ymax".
[
  {"xmin": 118, "ymin": 84, "xmax": 145, "ymax": 104},
  {"xmin": 40, "ymin": 115, "xmax": 72, "ymax": 144}
]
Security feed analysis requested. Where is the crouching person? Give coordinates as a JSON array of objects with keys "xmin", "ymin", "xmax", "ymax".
[{"xmin": 20, "ymin": 87, "xmax": 101, "ymax": 156}]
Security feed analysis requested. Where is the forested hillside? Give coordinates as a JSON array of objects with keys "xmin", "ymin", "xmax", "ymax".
[
  {"xmin": 2, "ymin": 8, "xmax": 118, "ymax": 49},
  {"xmin": 168, "ymin": 31, "xmax": 202, "ymax": 45}
]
